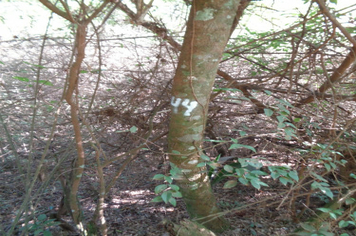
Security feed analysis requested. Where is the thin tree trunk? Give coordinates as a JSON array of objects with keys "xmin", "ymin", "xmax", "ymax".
[
  {"xmin": 65, "ymin": 23, "xmax": 87, "ymax": 232},
  {"xmin": 168, "ymin": 0, "xmax": 243, "ymax": 232}
]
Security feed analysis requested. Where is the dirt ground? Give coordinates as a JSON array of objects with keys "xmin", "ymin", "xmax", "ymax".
[{"xmin": 1, "ymin": 138, "xmax": 355, "ymax": 236}]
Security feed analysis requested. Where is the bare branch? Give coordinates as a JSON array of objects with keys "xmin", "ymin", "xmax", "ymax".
[
  {"xmin": 229, "ymin": 0, "xmax": 250, "ymax": 37},
  {"xmin": 136, "ymin": 0, "xmax": 154, "ymax": 23},
  {"xmin": 94, "ymin": 3, "xmax": 119, "ymax": 34},
  {"xmin": 315, "ymin": 0, "xmax": 356, "ymax": 47},
  {"xmin": 86, "ymin": 0, "xmax": 112, "ymax": 24},
  {"xmin": 38, "ymin": 0, "xmax": 73, "ymax": 22},
  {"xmin": 58, "ymin": 0, "xmax": 76, "ymax": 23},
  {"xmin": 296, "ymin": 45, "xmax": 356, "ymax": 106},
  {"xmin": 116, "ymin": 1, "xmax": 136, "ymax": 19}
]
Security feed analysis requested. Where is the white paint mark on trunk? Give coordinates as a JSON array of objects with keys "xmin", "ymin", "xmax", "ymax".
[
  {"xmin": 171, "ymin": 96, "xmax": 198, "ymax": 116},
  {"xmin": 181, "ymin": 99, "xmax": 198, "ymax": 116},
  {"xmin": 171, "ymin": 96, "xmax": 181, "ymax": 113}
]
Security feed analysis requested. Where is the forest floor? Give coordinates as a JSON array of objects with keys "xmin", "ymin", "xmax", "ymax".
[{"xmin": 2, "ymin": 146, "xmax": 355, "ymax": 236}]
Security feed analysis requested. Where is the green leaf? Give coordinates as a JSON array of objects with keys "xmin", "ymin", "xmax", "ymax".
[
  {"xmin": 152, "ymin": 196, "xmax": 163, "ymax": 203},
  {"xmin": 317, "ymin": 207, "xmax": 331, "ymax": 213},
  {"xmin": 129, "ymin": 126, "xmax": 138, "ymax": 133},
  {"xmin": 264, "ymin": 108, "xmax": 274, "ymax": 117},
  {"xmin": 318, "ymin": 231, "xmax": 334, "ymax": 236},
  {"xmin": 279, "ymin": 177, "xmax": 290, "ymax": 186},
  {"xmin": 270, "ymin": 172, "xmax": 280, "ymax": 180},
  {"xmin": 311, "ymin": 172, "xmax": 328, "ymax": 182},
  {"xmin": 339, "ymin": 220, "xmax": 349, "ymax": 228},
  {"xmin": 196, "ymin": 162, "xmax": 206, "ymax": 167},
  {"xmin": 152, "ymin": 174, "xmax": 165, "ymax": 180},
  {"xmin": 172, "ymin": 150, "xmax": 181, "ymax": 154},
  {"xmin": 224, "ymin": 164, "xmax": 234, "ymax": 173},
  {"xmin": 38, "ymin": 214, "xmax": 47, "ymax": 221},
  {"xmin": 300, "ymin": 222, "xmax": 316, "ymax": 231},
  {"xmin": 223, "ymin": 180, "xmax": 238, "ymax": 188},
  {"xmin": 161, "ymin": 191, "xmax": 172, "ymax": 204},
  {"xmin": 329, "ymin": 212, "xmax": 338, "ymax": 220},
  {"xmin": 251, "ymin": 179, "xmax": 261, "ymax": 190},
  {"xmin": 264, "ymin": 90, "xmax": 272, "ymax": 95},
  {"xmin": 208, "ymin": 162, "xmax": 220, "ymax": 169},
  {"xmin": 288, "ymin": 171, "xmax": 299, "ymax": 181},
  {"xmin": 164, "ymin": 176, "xmax": 173, "ymax": 184},
  {"xmin": 238, "ymin": 177, "xmax": 249, "ymax": 185},
  {"xmin": 154, "ymin": 184, "xmax": 167, "ymax": 194},
  {"xmin": 12, "ymin": 76, "xmax": 30, "ymax": 82},
  {"xmin": 285, "ymin": 122, "xmax": 297, "ymax": 129},
  {"xmin": 200, "ymin": 154, "xmax": 210, "ymax": 161},
  {"xmin": 204, "ymin": 139, "xmax": 226, "ymax": 143},
  {"xmin": 0, "ymin": 61, "xmax": 4, "ymax": 65},
  {"xmin": 235, "ymin": 168, "xmax": 245, "ymax": 176},
  {"xmin": 329, "ymin": 162, "xmax": 336, "ymax": 169},
  {"xmin": 277, "ymin": 115, "xmax": 286, "ymax": 123},
  {"xmin": 169, "ymin": 184, "xmax": 179, "ymax": 191},
  {"xmin": 251, "ymin": 170, "xmax": 267, "ymax": 176},
  {"xmin": 34, "ymin": 229, "xmax": 43, "ymax": 236},
  {"xmin": 322, "ymin": 187, "xmax": 334, "ymax": 199},
  {"xmin": 229, "ymin": 143, "xmax": 256, "ymax": 152},
  {"xmin": 169, "ymin": 197, "xmax": 177, "ymax": 206},
  {"xmin": 278, "ymin": 122, "xmax": 286, "ymax": 129},
  {"xmin": 345, "ymin": 198, "xmax": 356, "ymax": 205},
  {"xmin": 38, "ymin": 80, "xmax": 53, "ymax": 86},
  {"xmin": 239, "ymin": 131, "xmax": 247, "ymax": 136},
  {"xmin": 284, "ymin": 127, "xmax": 295, "ymax": 137},
  {"xmin": 43, "ymin": 231, "xmax": 52, "ymax": 236},
  {"xmin": 23, "ymin": 61, "xmax": 45, "ymax": 68},
  {"xmin": 329, "ymin": 0, "xmax": 337, "ymax": 4},
  {"xmin": 172, "ymin": 191, "xmax": 182, "ymax": 198},
  {"xmin": 276, "ymin": 98, "xmax": 293, "ymax": 108},
  {"xmin": 169, "ymin": 163, "xmax": 182, "ymax": 178}
]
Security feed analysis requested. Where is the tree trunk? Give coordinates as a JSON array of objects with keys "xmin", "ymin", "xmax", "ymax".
[{"xmin": 168, "ymin": 0, "xmax": 244, "ymax": 232}]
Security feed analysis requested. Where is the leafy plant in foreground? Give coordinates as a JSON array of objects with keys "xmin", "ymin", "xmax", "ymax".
[
  {"xmin": 152, "ymin": 162, "xmax": 182, "ymax": 207},
  {"xmin": 19, "ymin": 214, "xmax": 59, "ymax": 236}
]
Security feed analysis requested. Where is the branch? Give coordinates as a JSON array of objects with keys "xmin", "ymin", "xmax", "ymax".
[
  {"xmin": 136, "ymin": 0, "xmax": 154, "ymax": 23},
  {"xmin": 315, "ymin": 0, "xmax": 356, "ymax": 47},
  {"xmin": 116, "ymin": 1, "xmax": 139, "ymax": 21},
  {"xmin": 296, "ymin": 46, "xmax": 356, "ymax": 106},
  {"xmin": 39, "ymin": 0, "xmax": 73, "ymax": 22},
  {"xmin": 93, "ymin": 3, "xmax": 119, "ymax": 35},
  {"xmin": 86, "ymin": 0, "xmax": 112, "ymax": 24},
  {"xmin": 58, "ymin": 0, "xmax": 76, "ymax": 23},
  {"xmin": 229, "ymin": 0, "xmax": 251, "ymax": 37},
  {"xmin": 216, "ymin": 70, "xmax": 266, "ymax": 112}
]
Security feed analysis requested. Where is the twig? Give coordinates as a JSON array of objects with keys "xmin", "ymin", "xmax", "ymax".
[{"xmin": 315, "ymin": 0, "xmax": 356, "ymax": 47}]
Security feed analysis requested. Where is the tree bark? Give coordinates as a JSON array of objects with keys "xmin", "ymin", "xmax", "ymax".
[{"xmin": 168, "ymin": 0, "xmax": 243, "ymax": 232}]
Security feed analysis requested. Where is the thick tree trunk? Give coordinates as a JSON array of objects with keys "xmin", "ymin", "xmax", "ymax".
[{"xmin": 168, "ymin": 0, "xmax": 243, "ymax": 232}]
